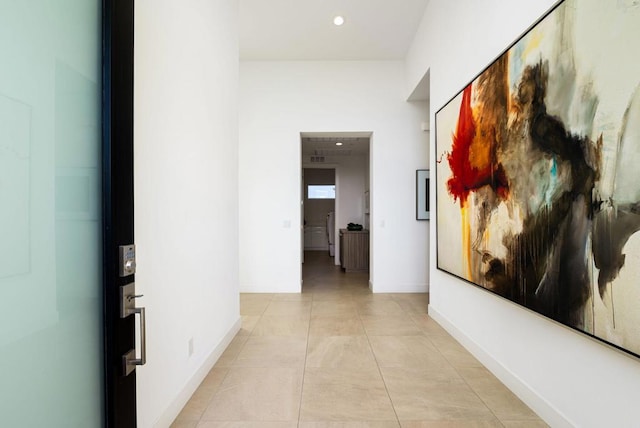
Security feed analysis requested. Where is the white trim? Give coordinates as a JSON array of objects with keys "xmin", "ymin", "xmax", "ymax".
[
  {"xmin": 428, "ymin": 304, "xmax": 574, "ymax": 428},
  {"xmin": 152, "ymin": 317, "xmax": 242, "ymax": 428}
]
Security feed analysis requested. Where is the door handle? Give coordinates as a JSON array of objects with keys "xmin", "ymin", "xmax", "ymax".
[
  {"xmin": 122, "ymin": 306, "xmax": 145, "ymax": 375},
  {"xmin": 120, "ymin": 282, "xmax": 146, "ymax": 376}
]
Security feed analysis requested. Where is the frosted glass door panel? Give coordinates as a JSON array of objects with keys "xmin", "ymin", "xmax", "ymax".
[{"xmin": 0, "ymin": 0, "xmax": 103, "ymax": 426}]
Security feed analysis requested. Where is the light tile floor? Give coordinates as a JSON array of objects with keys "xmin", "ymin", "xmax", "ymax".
[{"xmin": 172, "ymin": 251, "xmax": 548, "ymax": 428}]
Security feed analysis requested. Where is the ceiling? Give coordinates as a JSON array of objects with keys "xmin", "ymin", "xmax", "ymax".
[
  {"xmin": 241, "ymin": 2, "xmax": 430, "ymax": 157},
  {"xmin": 301, "ymin": 132, "xmax": 370, "ymax": 158},
  {"xmin": 239, "ymin": 0, "xmax": 430, "ymax": 60}
]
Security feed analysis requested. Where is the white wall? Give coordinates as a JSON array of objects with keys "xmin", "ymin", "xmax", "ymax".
[
  {"xmin": 134, "ymin": 1, "xmax": 240, "ymax": 426},
  {"xmin": 406, "ymin": 1, "xmax": 640, "ymax": 426},
  {"xmin": 239, "ymin": 61, "xmax": 429, "ymax": 293},
  {"xmin": 335, "ymin": 155, "xmax": 367, "ymax": 264}
]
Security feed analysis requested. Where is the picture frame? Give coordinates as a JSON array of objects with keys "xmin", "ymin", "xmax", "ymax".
[
  {"xmin": 435, "ymin": 0, "xmax": 640, "ymax": 359},
  {"xmin": 416, "ymin": 169, "xmax": 429, "ymax": 220}
]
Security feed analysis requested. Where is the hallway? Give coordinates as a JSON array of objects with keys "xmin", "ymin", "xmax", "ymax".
[{"xmin": 172, "ymin": 252, "xmax": 546, "ymax": 427}]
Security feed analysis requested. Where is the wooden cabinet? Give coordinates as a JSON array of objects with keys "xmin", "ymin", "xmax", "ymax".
[{"xmin": 339, "ymin": 229, "xmax": 369, "ymax": 272}]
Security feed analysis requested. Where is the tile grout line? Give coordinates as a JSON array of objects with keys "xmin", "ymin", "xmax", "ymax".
[
  {"xmin": 359, "ymin": 297, "xmax": 403, "ymax": 427},
  {"xmin": 194, "ymin": 363, "xmax": 234, "ymax": 426},
  {"xmin": 410, "ymin": 295, "xmax": 504, "ymax": 425},
  {"xmin": 296, "ymin": 290, "xmax": 316, "ymax": 427},
  {"xmin": 193, "ymin": 296, "xmax": 271, "ymax": 426},
  {"xmin": 449, "ymin": 362, "xmax": 506, "ymax": 427},
  {"xmin": 421, "ymin": 323, "xmax": 507, "ymax": 427}
]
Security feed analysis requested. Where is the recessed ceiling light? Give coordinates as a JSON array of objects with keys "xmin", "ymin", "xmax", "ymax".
[
  {"xmin": 336, "ymin": 142, "xmax": 343, "ymax": 146},
  {"xmin": 333, "ymin": 16, "xmax": 345, "ymax": 26}
]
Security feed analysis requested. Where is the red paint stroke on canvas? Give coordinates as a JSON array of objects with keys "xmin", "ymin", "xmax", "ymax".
[{"xmin": 446, "ymin": 85, "xmax": 508, "ymax": 207}]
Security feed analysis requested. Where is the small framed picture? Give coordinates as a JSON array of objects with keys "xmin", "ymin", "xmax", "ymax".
[{"xmin": 416, "ymin": 169, "xmax": 430, "ymax": 220}]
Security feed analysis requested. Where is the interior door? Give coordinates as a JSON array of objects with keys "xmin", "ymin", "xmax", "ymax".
[
  {"xmin": 0, "ymin": 0, "xmax": 137, "ymax": 426},
  {"xmin": 104, "ymin": 0, "xmax": 139, "ymax": 426}
]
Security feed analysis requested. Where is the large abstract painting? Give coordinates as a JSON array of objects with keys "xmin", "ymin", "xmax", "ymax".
[{"xmin": 435, "ymin": 0, "xmax": 640, "ymax": 358}]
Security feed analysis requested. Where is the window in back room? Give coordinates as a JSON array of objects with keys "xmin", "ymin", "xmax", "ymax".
[{"xmin": 307, "ymin": 184, "xmax": 335, "ymax": 199}]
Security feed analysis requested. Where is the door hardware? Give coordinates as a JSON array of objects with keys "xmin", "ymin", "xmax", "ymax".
[
  {"xmin": 118, "ymin": 244, "xmax": 136, "ymax": 277},
  {"xmin": 120, "ymin": 282, "xmax": 146, "ymax": 376}
]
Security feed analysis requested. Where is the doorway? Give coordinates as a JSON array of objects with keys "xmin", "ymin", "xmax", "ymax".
[{"xmin": 300, "ymin": 132, "xmax": 371, "ymax": 285}]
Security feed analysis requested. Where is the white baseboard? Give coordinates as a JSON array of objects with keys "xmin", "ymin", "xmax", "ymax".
[
  {"xmin": 153, "ymin": 317, "xmax": 242, "ymax": 428},
  {"xmin": 427, "ymin": 305, "xmax": 573, "ymax": 428}
]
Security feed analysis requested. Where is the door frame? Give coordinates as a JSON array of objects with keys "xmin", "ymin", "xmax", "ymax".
[
  {"xmin": 103, "ymin": 0, "xmax": 137, "ymax": 426},
  {"xmin": 299, "ymin": 132, "xmax": 372, "ymax": 280}
]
